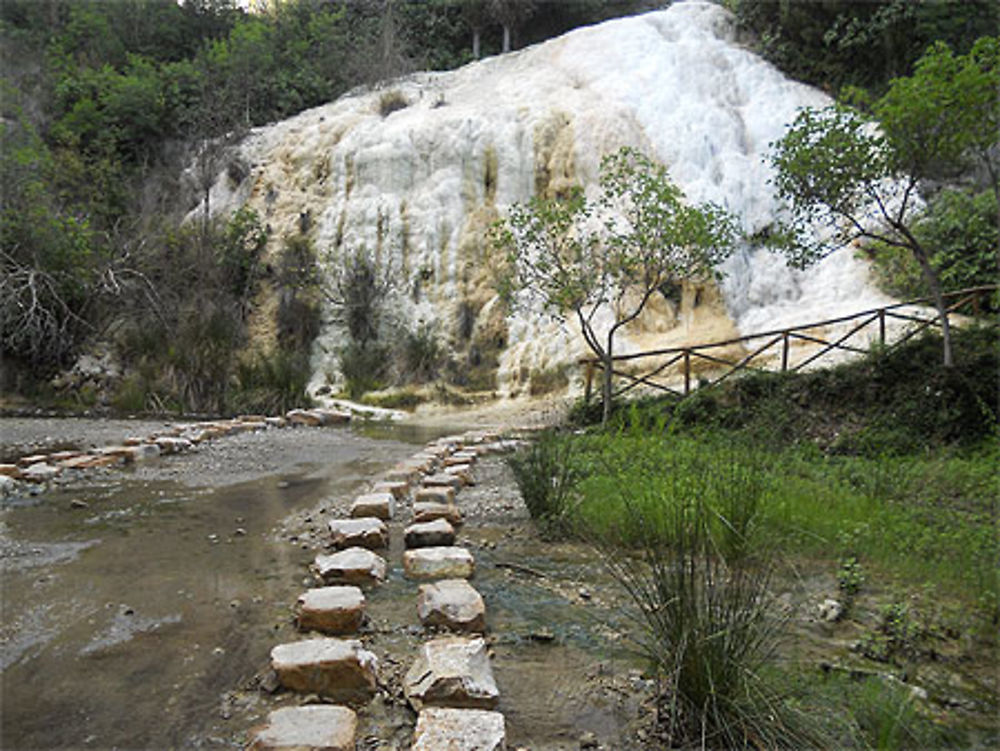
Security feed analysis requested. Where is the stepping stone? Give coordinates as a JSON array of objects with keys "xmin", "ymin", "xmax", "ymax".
[
  {"xmin": 413, "ymin": 502, "xmax": 464, "ymax": 526},
  {"xmin": 350, "ymin": 492, "xmax": 395, "ymax": 521},
  {"xmin": 409, "ymin": 453, "xmax": 439, "ymax": 472},
  {"xmin": 314, "ymin": 548, "xmax": 386, "ymax": 586},
  {"xmin": 271, "ymin": 638, "xmax": 377, "ymax": 703},
  {"xmin": 411, "ymin": 708, "xmax": 506, "ymax": 751},
  {"xmin": 21, "ymin": 463, "xmax": 60, "ymax": 483},
  {"xmin": 417, "ymin": 579, "xmax": 486, "ymax": 633},
  {"xmin": 404, "ymin": 636, "xmax": 499, "ymax": 710},
  {"xmin": 249, "ymin": 705, "xmax": 357, "ymax": 751},
  {"xmin": 312, "ymin": 408, "xmax": 351, "ymax": 425},
  {"xmin": 153, "ymin": 436, "xmax": 193, "ymax": 454},
  {"xmin": 414, "ymin": 486, "xmax": 455, "ymax": 505},
  {"xmin": 443, "ymin": 465, "xmax": 475, "ymax": 487},
  {"xmin": 405, "ymin": 518, "xmax": 456, "ymax": 549},
  {"xmin": 0, "ymin": 464, "xmax": 21, "ymax": 478},
  {"xmin": 444, "ymin": 452, "xmax": 477, "ymax": 467},
  {"xmin": 328, "ymin": 518, "xmax": 388, "ymax": 549},
  {"xmin": 286, "ymin": 409, "xmax": 323, "ymax": 427},
  {"xmin": 296, "ymin": 586, "xmax": 365, "ymax": 634},
  {"xmin": 371, "ymin": 480, "xmax": 409, "ymax": 502},
  {"xmin": 383, "ymin": 467, "xmax": 420, "ymax": 485},
  {"xmin": 423, "ymin": 473, "xmax": 464, "ymax": 490},
  {"xmin": 404, "ymin": 547, "xmax": 475, "ymax": 580}
]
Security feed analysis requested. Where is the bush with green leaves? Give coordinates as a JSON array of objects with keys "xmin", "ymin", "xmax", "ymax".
[{"xmin": 506, "ymin": 430, "xmax": 583, "ymax": 536}]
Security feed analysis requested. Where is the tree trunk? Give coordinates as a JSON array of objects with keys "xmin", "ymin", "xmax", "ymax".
[
  {"xmin": 913, "ymin": 247, "xmax": 953, "ymax": 367},
  {"xmin": 601, "ymin": 351, "xmax": 613, "ymax": 425}
]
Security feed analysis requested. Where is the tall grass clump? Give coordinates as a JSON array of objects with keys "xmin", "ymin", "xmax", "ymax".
[
  {"xmin": 584, "ymin": 435, "xmax": 818, "ymax": 748},
  {"xmin": 506, "ymin": 429, "xmax": 582, "ymax": 537}
]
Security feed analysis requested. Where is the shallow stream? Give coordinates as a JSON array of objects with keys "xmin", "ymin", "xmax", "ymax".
[{"xmin": 1, "ymin": 420, "xmax": 646, "ymax": 750}]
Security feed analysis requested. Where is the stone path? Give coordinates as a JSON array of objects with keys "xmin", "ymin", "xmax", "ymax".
[
  {"xmin": 0, "ymin": 408, "xmax": 352, "ymax": 495},
  {"xmin": 251, "ymin": 431, "xmax": 521, "ymax": 750}
]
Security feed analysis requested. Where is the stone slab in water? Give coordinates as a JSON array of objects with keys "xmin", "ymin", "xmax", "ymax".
[
  {"xmin": 404, "ymin": 547, "xmax": 475, "ymax": 580},
  {"xmin": 404, "ymin": 636, "xmax": 499, "ymax": 711},
  {"xmin": 371, "ymin": 480, "xmax": 409, "ymax": 501},
  {"xmin": 296, "ymin": 586, "xmax": 365, "ymax": 634},
  {"xmin": 444, "ymin": 452, "xmax": 477, "ymax": 467},
  {"xmin": 443, "ymin": 465, "xmax": 475, "ymax": 486},
  {"xmin": 249, "ymin": 705, "xmax": 357, "ymax": 750},
  {"xmin": 384, "ymin": 464, "xmax": 422, "ymax": 485},
  {"xmin": 414, "ymin": 486, "xmax": 455, "ymax": 505},
  {"xmin": 271, "ymin": 638, "xmax": 377, "ymax": 702},
  {"xmin": 404, "ymin": 518, "xmax": 456, "ymax": 549},
  {"xmin": 422, "ymin": 473, "xmax": 464, "ymax": 490},
  {"xmin": 412, "ymin": 502, "xmax": 464, "ymax": 526},
  {"xmin": 314, "ymin": 547, "xmax": 387, "ymax": 586},
  {"xmin": 350, "ymin": 492, "xmax": 395, "ymax": 521},
  {"xmin": 327, "ymin": 517, "xmax": 388, "ymax": 549},
  {"xmin": 417, "ymin": 579, "xmax": 486, "ymax": 633},
  {"xmin": 411, "ymin": 707, "xmax": 506, "ymax": 751}
]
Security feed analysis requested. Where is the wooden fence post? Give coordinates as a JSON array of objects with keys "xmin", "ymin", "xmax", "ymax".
[
  {"xmin": 878, "ymin": 308, "xmax": 886, "ymax": 347},
  {"xmin": 781, "ymin": 332, "xmax": 790, "ymax": 372},
  {"xmin": 584, "ymin": 361, "xmax": 593, "ymax": 404},
  {"xmin": 683, "ymin": 350, "xmax": 691, "ymax": 396}
]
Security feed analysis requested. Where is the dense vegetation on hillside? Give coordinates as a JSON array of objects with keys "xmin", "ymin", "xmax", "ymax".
[
  {"xmin": 0, "ymin": 0, "xmax": 653, "ymax": 408},
  {"xmin": 1, "ymin": 0, "xmax": 996, "ymax": 414}
]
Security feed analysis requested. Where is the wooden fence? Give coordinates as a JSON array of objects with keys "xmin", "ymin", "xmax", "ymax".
[{"xmin": 581, "ymin": 285, "xmax": 997, "ymax": 402}]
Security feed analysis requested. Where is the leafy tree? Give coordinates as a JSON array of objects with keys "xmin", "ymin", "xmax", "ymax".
[
  {"xmin": 492, "ymin": 147, "xmax": 736, "ymax": 424},
  {"xmin": 770, "ymin": 37, "xmax": 999, "ymax": 367}
]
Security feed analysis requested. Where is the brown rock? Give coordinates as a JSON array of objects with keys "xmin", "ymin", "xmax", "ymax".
[
  {"xmin": 296, "ymin": 586, "xmax": 365, "ymax": 634},
  {"xmin": 412, "ymin": 502, "xmax": 464, "ymax": 526},
  {"xmin": 314, "ymin": 548, "xmax": 387, "ymax": 586},
  {"xmin": 404, "ymin": 518, "xmax": 456, "ymax": 549},
  {"xmin": 349, "ymin": 492, "xmax": 395, "ymax": 521},
  {"xmin": 271, "ymin": 638, "xmax": 377, "ymax": 702},
  {"xmin": 327, "ymin": 518, "xmax": 388, "ymax": 550},
  {"xmin": 404, "ymin": 636, "xmax": 499, "ymax": 710},
  {"xmin": 414, "ymin": 486, "xmax": 455, "ymax": 505},
  {"xmin": 404, "ymin": 547, "xmax": 475, "ymax": 580},
  {"xmin": 249, "ymin": 705, "xmax": 356, "ymax": 751},
  {"xmin": 423, "ymin": 473, "xmax": 464, "ymax": 490},
  {"xmin": 371, "ymin": 480, "xmax": 409, "ymax": 501},
  {"xmin": 411, "ymin": 708, "xmax": 506, "ymax": 751},
  {"xmin": 417, "ymin": 579, "xmax": 486, "ymax": 633}
]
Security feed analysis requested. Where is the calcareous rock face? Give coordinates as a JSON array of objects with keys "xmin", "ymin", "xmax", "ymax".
[{"xmin": 200, "ymin": 1, "xmax": 890, "ymax": 397}]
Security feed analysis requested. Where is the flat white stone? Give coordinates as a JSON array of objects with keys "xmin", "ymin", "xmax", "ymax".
[
  {"xmin": 423, "ymin": 473, "xmax": 464, "ymax": 490},
  {"xmin": 405, "ymin": 518, "xmax": 456, "ymax": 549},
  {"xmin": 404, "ymin": 547, "xmax": 475, "ymax": 580},
  {"xmin": 271, "ymin": 638, "xmax": 377, "ymax": 702},
  {"xmin": 384, "ymin": 464, "xmax": 422, "ymax": 484},
  {"xmin": 327, "ymin": 517, "xmax": 388, "ymax": 549},
  {"xmin": 443, "ymin": 465, "xmax": 475, "ymax": 486},
  {"xmin": 314, "ymin": 547, "xmax": 387, "ymax": 586},
  {"xmin": 412, "ymin": 502, "xmax": 464, "ymax": 526},
  {"xmin": 249, "ymin": 705, "xmax": 357, "ymax": 751},
  {"xmin": 414, "ymin": 486, "xmax": 455, "ymax": 505},
  {"xmin": 350, "ymin": 492, "xmax": 395, "ymax": 521},
  {"xmin": 417, "ymin": 579, "xmax": 486, "ymax": 633},
  {"xmin": 444, "ymin": 452, "xmax": 477, "ymax": 467},
  {"xmin": 371, "ymin": 480, "xmax": 409, "ymax": 501},
  {"xmin": 297, "ymin": 586, "xmax": 365, "ymax": 634},
  {"xmin": 404, "ymin": 636, "xmax": 499, "ymax": 710},
  {"xmin": 412, "ymin": 708, "xmax": 506, "ymax": 751}
]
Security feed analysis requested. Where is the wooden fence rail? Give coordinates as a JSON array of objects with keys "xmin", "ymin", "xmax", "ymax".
[{"xmin": 581, "ymin": 285, "xmax": 997, "ymax": 403}]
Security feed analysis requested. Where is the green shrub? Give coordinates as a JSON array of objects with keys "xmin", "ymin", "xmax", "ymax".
[
  {"xmin": 229, "ymin": 349, "xmax": 311, "ymax": 416},
  {"xmin": 340, "ymin": 341, "xmax": 389, "ymax": 400},
  {"xmin": 506, "ymin": 430, "xmax": 582, "ymax": 537}
]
